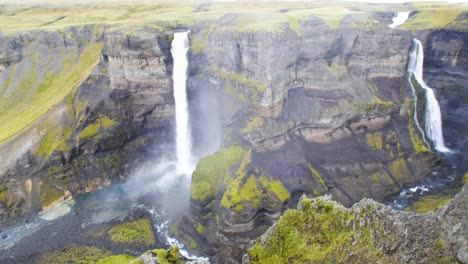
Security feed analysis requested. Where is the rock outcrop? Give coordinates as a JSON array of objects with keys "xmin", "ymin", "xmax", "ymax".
[{"xmin": 244, "ymin": 185, "xmax": 467, "ymax": 263}]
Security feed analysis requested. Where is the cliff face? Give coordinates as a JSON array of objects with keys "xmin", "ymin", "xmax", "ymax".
[
  {"xmin": 0, "ymin": 28, "xmax": 173, "ymax": 222},
  {"xmin": 424, "ymin": 30, "xmax": 468, "ymax": 166},
  {"xmin": 184, "ymin": 13, "xmax": 467, "ymax": 262},
  {"xmin": 0, "ymin": 3, "xmax": 466, "ymax": 263}
]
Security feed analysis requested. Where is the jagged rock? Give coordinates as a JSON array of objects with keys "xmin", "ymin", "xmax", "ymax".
[{"xmin": 244, "ymin": 186, "xmax": 467, "ymax": 263}]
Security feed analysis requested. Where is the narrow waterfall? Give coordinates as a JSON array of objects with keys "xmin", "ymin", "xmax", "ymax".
[
  {"xmin": 171, "ymin": 31, "xmax": 193, "ymax": 174},
  {"xmin": 407, "ymin": 39, "xmax": 451, "ymax": 153},
  {"xmin": 389, "ymin": 12, "xmax": 410, "ymax": 29}
]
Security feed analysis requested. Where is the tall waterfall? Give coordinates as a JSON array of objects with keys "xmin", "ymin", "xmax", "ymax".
[
  {"xmin": 171, "ymin": 31, "xmax": 193, "ymax": 174},
  {"xmin": 389, "ymin": 12, "xmax": 410, "ymax": 29},
  {"xmin": 407, "ymin": 39, "xmax": 451, "ymax": 153}
]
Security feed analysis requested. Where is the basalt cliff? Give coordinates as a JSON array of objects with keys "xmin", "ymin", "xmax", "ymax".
[{"xmin": 0, "ymin": 2, "xmax": 467, "ymax": 264}]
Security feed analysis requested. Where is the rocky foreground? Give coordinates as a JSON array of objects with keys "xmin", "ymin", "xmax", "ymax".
[{"xmin": 245, "ymin": 184, "xmax": 467, "ymax": 264}]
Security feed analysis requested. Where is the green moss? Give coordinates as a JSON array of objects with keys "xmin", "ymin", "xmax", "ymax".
[
  {"xmin": 408, "ymin": 120, "xmax": 431, "ymax": 154},
  {"xmin": 405, "ymin": 194, "xmax": 453, "ymax": 214},
  {"xmin": 260, "ymin": 177, "xmax": 290, "ymax": 203},
  {"xmin": 191, "ymin": 146, "xmax": 247, "ymax": 202},
  {"xmin": 242, "ymin": 117, "xmax": 265, "ymax": 134},
  {"xmin": 212, "ymin": 65, "xmax": 267, "ymax": 104},
  {"xmin": 390, "ymin": 158, "xmax": 410, "ymax": 182},
  {"xmin": 248, "ymin": 197, "xmax": 390, "ymax": 263},
  {"xmin": 366, "ymin": 132, "xmax": 383, "ymax": 150},
  {"xmin": 196, "ymin": 223, "xmax": 205, "ymax": 235},
  {"xmin": 371, "ymin": 174, "xmax": 379, "ymax": 183},
  {"xmin": 308, "ymin": 164, "xmax": 326, "ymax": 187},
  {"xmin": 40, "ymin": 183, "xmax": 63, "ymax": 208},
  {"xmin": 78, "ymin": 114, "xmax": 117, "ymax": 140},
  {"xmin": 96, "ymin": 254, "xmax": 135, "ymax": 264},
  {"xmin": 148, "ymin": 246, "xmax": 182, "ymax": 264},
  {"xmin": 0, "ymin": 184, "xmax": 8, "ymax": 204},
  {"xmin": 221, "ymin": 174, "xmax": 263, "ymax": 209},
  {"xmin": 108, "ymin": 218, "xmax": 156, "ymax": 245},
  {"xmin": 464, "ymin": 173, "xmax": 468, "ymax": 184},
  {"xmin": 36, "ymin": 246, "xmax": 112, "ymax": 264}
]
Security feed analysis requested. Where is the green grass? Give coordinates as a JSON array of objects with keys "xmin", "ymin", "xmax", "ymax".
[
  {"xmin": 36, "ymin": 245, "xmax": 112, "ymax": 264},
  {"xmin": 96, "ymin": 254, "xmax": 135, "ymax": 264},
  {"xmin": 191, "ymin": 146, "xmax": 247, "ymax": 202},
  {"xmin": 108, "ymin": 218, "xmax": 156, "ymax": 245},
  {"xmin": 405, "ymin": 194, "xmax": 453, "ymax": 214},
  {"xmin": 40, "ymin": 183, "xmax": 63, "ymax": 208},
  {"xmin": 37, "ymin": 120, "xmax": 73, "ymax": 158},
  {"xmin": 0, "ymin": 42, "xmax": 103, "ymax": 143},
  {"xmin": 402, "ymin": 6, "xmax": 468, "ymax": 30},
  {"xmin": 78, "ymin": 114, "xmax": 117, "ymax": 140},
  {"xmin": 248, "ymin": 197, "xmax": 391, "ymax": 263}
]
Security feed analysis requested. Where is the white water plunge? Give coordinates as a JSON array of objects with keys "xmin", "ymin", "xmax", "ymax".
[
  {"xmin": 171, "ymin": 31, "xmax": 194, "ymax": 174},
  {"xmin": 389, "ymin": 12, "xmax": 410, "ymax": 29},
  {"xmin": 407, "ymin": 39, "xmax": 451, "ymax": 153}
]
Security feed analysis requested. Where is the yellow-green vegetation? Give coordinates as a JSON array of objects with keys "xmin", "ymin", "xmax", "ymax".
[
  {"xmin": 0, "ymin": 184, "xmax": 8, "ymax": 204},
  {"xmin": 366, "ymin": 132, "xmax": 383, "ymax": 150},
  {"xmin": 40, "ymin": 183, "xmax": 63, "ymax": 208},
  {"xmin": 371, "ymin": 174, "xmax": 379, "ymax": 183},
  {"xmin": 405, "ymin": 194, "xmax": 452, "ymax": 214},
  {"xmin": 78, "ymin": 114, "xmax": 117, "ymax": 140},
  {"xmin": 464, "ymin": 173, "xmax": 468, "ymax": 184},
  {"xmin": 259, "ymin": 177, "xmax": 290, "ymax": 203},
  {"xmin": 108, "ymin": 218, "xmax": 156, "ymax": 245},
  {"xmin": 96, "ymin": 254, "xmax": 135, "ymax": 264},
  {"xmin": 0, "ymin": 2, "xmax": 363, "ymax": 34},
  {"xmin": 308, "ymin": 164, "xmax": 326, "ymax": 187},
  {"xmin": 196, "ymin": 222, "xmax": 205, "ymax": 235},
  {"xmin": 0, "ymin": 43, "xmax": 103, "ymax": 143},
  {"xmin": 385, "ymin": 131, "xmax": 403, "ymax": 159},
  {"xmin": 390, "ymin": 158, "xmax": 410, "ymax": 182},
  {"xmin": 242, "ymin": 117, "xmax": 265, "ymax": 134},
  {"xmin": 191, "ymin": 146, "xmax": 247, "ymax": 202},
  {"xmin": 248, "ymin": 197, "xmax": 391, "ymax": 263},
  {"xmin": 220, "ymin": 148, "xmax": 290, "ymax": 211},
  {"xmin": 221, "ymin": 175, "xmax": 263, "ymax": 210},
  {"xmin": 37, "ymin": 120, "xmax": 73, "ymax": 158},
  {"xmin": 36, "ymin": 245, "xmax": 112, "ymax": 264},
  {"xmin": 408, "ymin": 120, "xmax": 431, "ymax": 154},
  {"xmin": 405, "ymin": 99, "xmax": 430, "ymax": 154},
  {"xmin": 212, "ymin": 65, "xmax": 268, "ymax": 103},
  {"xmin": 148, "ymin": 246, "xmax": 183, "ymax": 264},
  {"xmin": 402, "ymin": 5, "xmax": 468, "ymax": 30},
  {"xmin": 285, "ymin": 6, "xmax": 357, "ymax": 29}
]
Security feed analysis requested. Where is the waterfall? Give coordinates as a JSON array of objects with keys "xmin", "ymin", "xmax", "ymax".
[
  {"xmin": 171, "ymin": 31, "xmax": 193, "ymax": 174},
  {"xmin": 389, "ymin": 12, "xmax": 410, "ymax": 29},
  {"xmin": 407, "ymin": 39, "xmax": 451, "ymax": 153}
]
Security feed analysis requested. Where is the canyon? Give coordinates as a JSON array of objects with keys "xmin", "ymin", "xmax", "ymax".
[{"xmin": 0, "ymin": 1, "xmax": 467, "ymax": 263}]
